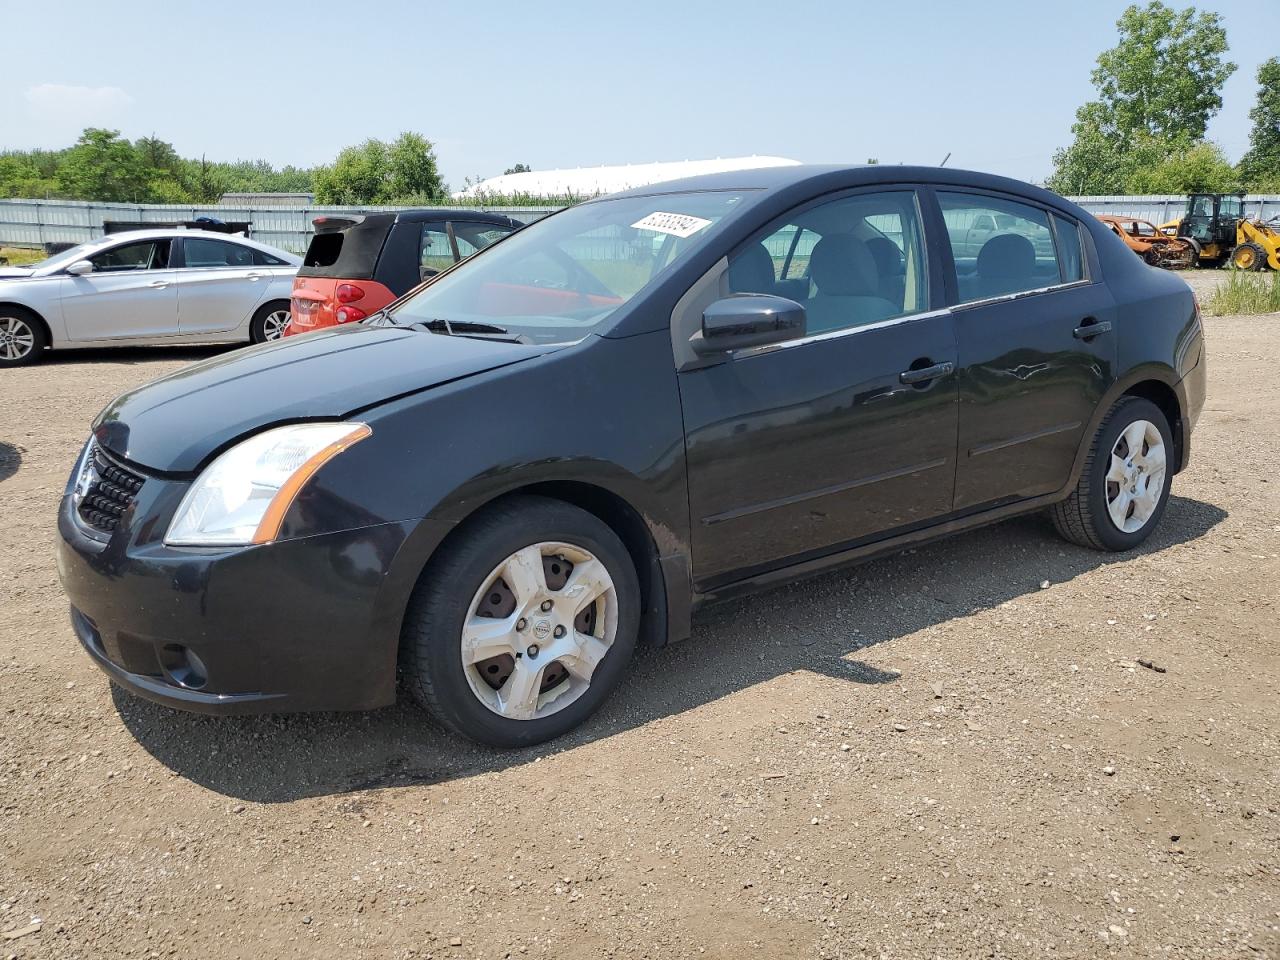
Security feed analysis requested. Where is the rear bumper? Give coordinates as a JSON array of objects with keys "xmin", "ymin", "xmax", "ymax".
[
  {"xmin": 1174, "ymin": 339, "xmax": 1207, "ymax": 473},
  {"xmin": 57, "ymin": 492, "xmax": 445, "ymax": 715}
]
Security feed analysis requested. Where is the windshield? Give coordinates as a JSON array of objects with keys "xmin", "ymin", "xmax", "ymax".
[{"xmin": 388, "ymin": 191, "xmax": 749, "ymax": 343}]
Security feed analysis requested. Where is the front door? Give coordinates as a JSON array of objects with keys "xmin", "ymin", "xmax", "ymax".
[
  {"xmin": 678, "ymin": 188, "xmax": 959, "ymax": 590},
  {"xmin": 936, "ymin": 191, "xmax": 1117, "ymax": 510},
  {"xmin": 60, "ymin": 238, "xmax": 179, "ymax": 341}
]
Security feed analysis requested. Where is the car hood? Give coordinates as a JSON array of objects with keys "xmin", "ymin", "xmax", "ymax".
[{"xmin": 94, "ymin": 325, "xmax": 559, "ymax": 472}]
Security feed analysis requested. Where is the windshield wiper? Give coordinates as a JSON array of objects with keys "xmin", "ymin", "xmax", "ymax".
[{"xmin": 410, "ymin": 318, "xmax": 510, "ymax": 336}]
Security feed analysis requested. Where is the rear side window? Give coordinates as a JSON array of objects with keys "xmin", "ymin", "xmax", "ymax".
[
  {"xmin": 252, "ymin": 248, "xmax": 289, "ymax": 266},
  {"xmin": 451, "ymin": 221, "xmax": 516, "ymax": 258},
  {"xmin": 419, "ymin": 222, "xmax": 454, "ymax": 279},
  {"xmin": 1052, "ymin": 214, "xmax": 1085, "ymax": 283},
  {"xmin": 939, "ymin": 193, "xmax": 1059, "ymax": 303},
  {"xmin": 184, "ymin": 238, "xmax": 254, "ymax": 268}
]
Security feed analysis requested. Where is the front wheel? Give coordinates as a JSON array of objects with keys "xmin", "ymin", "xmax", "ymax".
[
  {"xmin": 0, "ymin": 307, "xmax": 47, "ymax": 367},
  {"xmin": 249, "ymin": 301, "xmax": 291, "ymax": 343},
  {"xmin": 1051, "ymin": 397, "xmax": 1174, "ymax": 551},
  {"xmin": 1230, "ymin": 242, "xmax": 1266, "ymax": 271},
  {"xmin": 402, "ymin": 496, "xmax": 640, "ymax": 747}
]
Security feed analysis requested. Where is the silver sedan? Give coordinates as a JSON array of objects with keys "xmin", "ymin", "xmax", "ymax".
[{"xmin": 0, "ymin": 229, "xmax": 301, "ymax": 366}]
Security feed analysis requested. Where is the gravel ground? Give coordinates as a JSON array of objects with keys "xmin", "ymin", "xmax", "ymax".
[{"xmin": 1, "ymin": 296, "xmax": 1278, "ymax": 959}]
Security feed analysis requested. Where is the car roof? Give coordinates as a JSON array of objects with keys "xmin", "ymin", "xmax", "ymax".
[
  {"xmin": 389, "ymin": 209, "xmax": 520, "ymax": 225},
  {"xmin": 603, "ymin": 163, "xmax": 1074, "ymax": 210}
]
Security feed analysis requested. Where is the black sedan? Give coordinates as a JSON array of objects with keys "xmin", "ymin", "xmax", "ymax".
[{"xmin": 57, "ymin": 165, "xmax": 1206, "ymax": 747}]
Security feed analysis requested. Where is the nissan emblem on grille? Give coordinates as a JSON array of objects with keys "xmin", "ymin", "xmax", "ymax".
[{"xmin": 75, "ymin": 441, "xmax": 144, "ymax": 535}]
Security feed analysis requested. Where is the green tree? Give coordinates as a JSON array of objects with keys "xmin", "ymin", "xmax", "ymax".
[
  {"xmin": 1238, "ymin": 57, "xmax": 1280, "ymax": 190},
  {"xmin": 503, "ymin": 163, "xmax": 531, "ymax": 175},
  {"xmin": 314, "ymin": 132, "xmax": 444, "ymax": 204},
  {"xmin": 1092, "ymin": 2, "xmax": 1235, "ymax": 142},
  {"xmin": 1126, "ymin": 140, "xmax": 1240, "ymax": 193},
  {"xmin": 1048, "ymin": 2, "xmax": 1236, "ymax": 195},
  {"xmin": 54, "ymin": 128, "xmax": 149, "ymax": 201}
]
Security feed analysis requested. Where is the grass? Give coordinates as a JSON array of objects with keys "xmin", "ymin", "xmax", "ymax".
[
  {"xmin": 0, "ymin": 246, "xmax": 43, "ymax": 267},
  {"xmin": 1203, "ymin": 269, "xmax": 1280, "ymax": 316}
]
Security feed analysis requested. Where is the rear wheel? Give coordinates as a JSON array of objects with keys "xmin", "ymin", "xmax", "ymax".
[
  {"xmin": 1230, "ymin": 242, "xmax": 1266, "ymax": 271},
  {"xmin": 1051, "ymin": 397, "xmax": 1173, "ymax": 551},
  {"xmin": 402, "ymin": 496, "xmax": 640, "ymax": 747},
  {"xmin": 0, "ymin": 307, "xmax": 47, "ymax": 367},
  {"xmin": 249, "ymin": 301, "xmax": 291, "ymax": 343}
]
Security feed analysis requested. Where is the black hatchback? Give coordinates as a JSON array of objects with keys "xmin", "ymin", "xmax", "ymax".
[{"xmin": 58, "ymin": 165, "xmax": 1206, "ymax": 747}]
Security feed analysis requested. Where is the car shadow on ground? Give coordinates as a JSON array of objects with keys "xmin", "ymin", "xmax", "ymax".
[
  {"xmin": 38, "ymin": 344, "xmax": 236, "ymax": 366},
  {"xmin": 0, "ymin": 441, "xmax": 21, "ymax": 484},
  {"xmin": 113, "ymin": 494, "xmax": 1227, "ymax": 802}
]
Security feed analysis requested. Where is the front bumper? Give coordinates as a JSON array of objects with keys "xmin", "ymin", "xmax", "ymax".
[{"xmin": 57, "ymin": 488, "xmax": 443, "ymax": 716}]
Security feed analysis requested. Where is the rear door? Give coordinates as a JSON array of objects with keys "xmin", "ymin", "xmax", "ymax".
[
  {"xmin": 938, "ymin": 190, "xmax": 1117, "ymax": 510},
  {"xmin": 173, "ymin": 236, "xmax": 271, "ymax": 334},
  {"xmin": 60, "ymin": 238, "xmax": 179, "ymax": 341}
]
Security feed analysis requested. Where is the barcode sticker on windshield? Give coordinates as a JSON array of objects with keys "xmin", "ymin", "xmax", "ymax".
[{"xmin": 631, "ymin": 212, "xmax": 713, "ymax": 239}]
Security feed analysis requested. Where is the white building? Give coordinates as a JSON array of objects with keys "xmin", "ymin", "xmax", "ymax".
[{"xmin": 454, "ymin": 156, "xmax": 802, "ymax": 199}]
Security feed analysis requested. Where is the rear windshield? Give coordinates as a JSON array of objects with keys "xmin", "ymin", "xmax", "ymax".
[
  {"xmin": 388, "ymin": 192, "xmax": 749, "ymax": 344},
  {"xmin": 297, "ymin": 216, "xmax": 393, "ymax": 280}
]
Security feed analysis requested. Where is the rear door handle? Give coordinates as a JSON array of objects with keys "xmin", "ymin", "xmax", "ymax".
[
  {"xmin": 246, "ymin": 271, "xmax": 266, "ymax": 280},
  {"xmin": 899, "ymin": 361, "xmax": 954, "ymax": 385},
  {"xmin": 148, "ymin": 280, "xmax": 169, "ymax": 288},
  {"xmin": 1073, "ymin": 319, "xmax": 1112, "ymax": 339}
]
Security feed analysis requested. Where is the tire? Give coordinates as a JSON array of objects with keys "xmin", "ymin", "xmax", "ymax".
[
  {"xmin": 1230, "ymin": 242, "xmax": 1266, "ymax": 271},
  {"xmin": 249, "ymin": 301, "xmax": 291, "ymax": 343},
  {"xmin": 402, "ymin": 495, "xmax": 641, "ymax": 747},
  {"xmin": 0, "ymin": 306, "xmax": 48, "ymax": 367},
  {"xmin": 1051, "ymin": 397, "xmax": 1174, "ymax": 552}
]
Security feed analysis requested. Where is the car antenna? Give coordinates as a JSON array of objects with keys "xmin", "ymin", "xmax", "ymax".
[{"xmin": 939, "ymin": 152, "xmax": 951, "ymax": 167}]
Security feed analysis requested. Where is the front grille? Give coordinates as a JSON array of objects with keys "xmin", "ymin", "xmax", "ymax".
[{"xmin": 76, "ymin": 441, "xmax": 144, "ymax": 534}]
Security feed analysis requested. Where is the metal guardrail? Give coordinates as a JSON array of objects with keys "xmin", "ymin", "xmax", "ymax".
[
  {"xmin": 1067, "ymin": 195, "xmax": 1280, "ymax": 224},
  {"xmin": 0, "ymin": 199, "xmax": 563, "ymax": 254},
  {"xmin": 3, "ymin": 195, "xmax": 1278, "ymax": 255}
]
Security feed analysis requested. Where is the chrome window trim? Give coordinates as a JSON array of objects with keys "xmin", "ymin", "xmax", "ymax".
[
  {"xmin": 949, "ymin": 277, "xmax": 1094, "ymax": 312},
  {"xmin": 730, "ymin": 306, "xmax": 954, "ymax": 360}
]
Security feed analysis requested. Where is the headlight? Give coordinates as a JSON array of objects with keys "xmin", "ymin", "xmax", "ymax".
[{"xmin": 165, "ymin": 422, "xmax": 371, "ymax": 547}]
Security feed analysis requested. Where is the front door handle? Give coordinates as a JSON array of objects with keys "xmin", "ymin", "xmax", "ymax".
[
  {"xmin": 899, "ymin": 360, "xmax": 954, "ymax": 385},
  {"xmin": 1073, "ymin": 319, "xmax": 1112, "ymax": 340},
  {"xmin": 246, "ymin": 271, "xmax": 265, "ymax": 280},
  {"xmin": 148, "ymin": 280, "xmax": 169, "ymax": 288}
]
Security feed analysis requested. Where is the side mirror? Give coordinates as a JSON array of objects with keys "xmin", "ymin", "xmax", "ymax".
[
  {"xmin": 65, "ymin": 260, "xmax": 94, "ymax": 276},
  {"xmin": 691, "ymin": 295, "xmax": 806, "ymax": 356}
]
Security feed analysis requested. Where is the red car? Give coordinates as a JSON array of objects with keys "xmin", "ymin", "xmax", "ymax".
[{"xmin": 286, "ymin": 210, "xmax": 520, "ymax": 335}]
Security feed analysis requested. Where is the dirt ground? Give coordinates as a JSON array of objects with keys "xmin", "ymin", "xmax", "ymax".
[{"xmin": 1, "ymin": 279, "xmax": 1277, "ymax": 958}]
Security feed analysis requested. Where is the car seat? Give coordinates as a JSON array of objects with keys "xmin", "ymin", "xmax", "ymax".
[{"xmin": 804, "ymin": 235, "xmax": 897, "ymax": 333}]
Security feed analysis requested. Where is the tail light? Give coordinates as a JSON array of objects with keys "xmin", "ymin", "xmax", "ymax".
[
  {"xmin": 336, "ymin": 305, "xmax": 367, "ymax": 324},
  {"xmin": 336, "ymin": 283, "xmax": 365, "ymax": 304}
]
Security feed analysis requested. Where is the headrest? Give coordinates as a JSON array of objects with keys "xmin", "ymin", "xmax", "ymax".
[
  {"xmin": 727, "ymin": 242, "xmax": 776, "ymax": 295},
  {"xmin": 977, "ymin": 233, "xmax": 1036, "ymax": 279},
  {"xmin": 866, "ymin": 236, "xmax": 905, "ymax": 277},
  {"xmin": 810, "ymin": 234, "xmax": 878, "ymax": 296}
]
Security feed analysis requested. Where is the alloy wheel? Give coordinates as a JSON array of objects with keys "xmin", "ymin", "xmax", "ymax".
[
  {"xmin": 262, "ymin": 308, "xmax": 290, "ymax": 341},
  {"xmin": 461, "ymin": 542, "xmax": 618, "ymax": 721},
  {"xmin": 0, "ymin": 316, "xmax": 35, "ymax": 362},
  {"xmin": 1105, "ymin": 419, "xmax": 1166, "ymax": 533}
]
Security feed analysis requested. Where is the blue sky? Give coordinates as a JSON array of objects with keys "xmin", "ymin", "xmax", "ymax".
[{"xmin": 1, "ymin": 0, "xmax": 1275, "ymax": 188}]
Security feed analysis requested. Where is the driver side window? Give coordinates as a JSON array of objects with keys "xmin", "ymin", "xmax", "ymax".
[
  {"xmin": 89, "ymin": 240, "xmax": 171, "ymax": 272},
  {"xmin": 726, "ymin": 190, "xmax": 928, "ymax": 336}
]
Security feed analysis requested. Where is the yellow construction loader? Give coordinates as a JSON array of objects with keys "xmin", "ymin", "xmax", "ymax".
[{"xmin": 1158, "ymin": 193, "xmax": 1280, "ymax": 270}]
